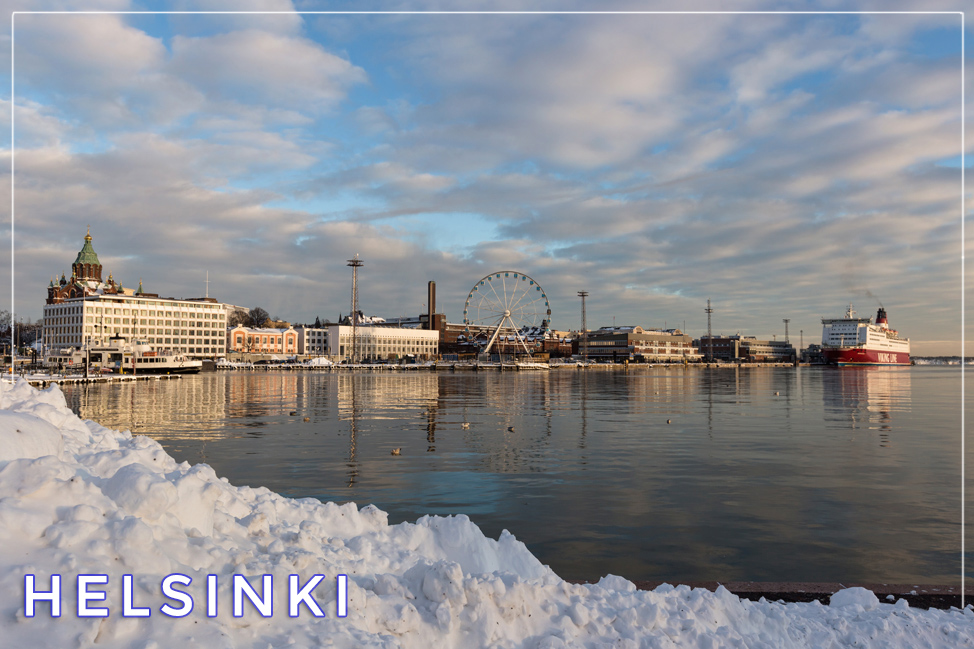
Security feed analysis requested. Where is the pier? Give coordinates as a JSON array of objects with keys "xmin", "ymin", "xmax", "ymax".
[
  {"xmin": 16, "ymin": 373, "xmax": 185, "ymax": 389},
  {"xmin": 15, "ymin": 361, "xmax": 815, "ymax": 387}
]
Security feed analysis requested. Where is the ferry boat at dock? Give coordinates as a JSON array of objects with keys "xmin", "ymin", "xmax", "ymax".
[
  {"xmin": 46, "ymin": 337, "xmax": 202, "ymax": 374},
  {"xmin": 821, "ymin": 304, "xmax": 910, "ymax": 366}
]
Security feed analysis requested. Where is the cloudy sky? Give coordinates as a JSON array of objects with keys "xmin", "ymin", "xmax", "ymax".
[{"xmin": 3, "ymin": 1, "xmax": 971, "ymax": 354}]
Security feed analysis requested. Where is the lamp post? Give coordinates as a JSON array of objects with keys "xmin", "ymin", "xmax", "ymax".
[
  {"xmin": 11, "ymin": 318, "xmax": 17, "ymax": 375},
  {"xmin": 577, "ymin": 291, "xmax": 588, "ymax": 363},
  {"xmin": 347, "ymin": 255, "xmax": 364, "ymax": 363}
]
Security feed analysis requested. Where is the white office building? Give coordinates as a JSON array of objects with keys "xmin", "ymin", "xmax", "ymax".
[
  {"xmin": 327, "ymin": 324, "xmax": 439, "ymax": 361},
  {"xmin": 43, "ymin": 230, "xmax": 229, "ymax": 358}
]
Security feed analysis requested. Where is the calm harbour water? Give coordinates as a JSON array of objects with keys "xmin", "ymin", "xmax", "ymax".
[{"xmin": 59, "ymin": 366, "xmax": 969, "ymax": 585}]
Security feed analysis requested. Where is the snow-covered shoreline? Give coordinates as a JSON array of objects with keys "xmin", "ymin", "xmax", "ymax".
[{"xmin": 1, "ymin": 377, "xmax": 972, "ymax": 648}]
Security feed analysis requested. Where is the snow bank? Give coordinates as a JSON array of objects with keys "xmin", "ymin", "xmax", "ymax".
[
  {"xmin": 303, "ymin": 357, "xmax": 334, "ymax": 367},
  {"xmin": 1, "ymin": 377, "xmax": 972, "ymax": 648}
]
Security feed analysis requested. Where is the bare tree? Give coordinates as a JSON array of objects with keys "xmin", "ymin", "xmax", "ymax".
[
  {"xmin": 227, "ymin": 309, "xmax": 249, "ymax": 328},
  {"xmin": 0, "ymin": 311, "xmax": 43, "ymax": 346},
  {"xmin": 248, "ymin": 307, "xmax": 270, "ymax": 328}
]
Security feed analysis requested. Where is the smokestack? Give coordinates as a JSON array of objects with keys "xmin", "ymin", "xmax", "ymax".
[{"xmin": 427, "ymin": 281, "xmax": 436, "ymax": 330}]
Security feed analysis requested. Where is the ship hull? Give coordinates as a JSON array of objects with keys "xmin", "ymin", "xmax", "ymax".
[
  {"xmin": 138, "ymin": 364, "xmax": 202, "ymax": 375},
  {"xmin": 822, "ymin": 347, "xmax": 910, "ymax": 366}
]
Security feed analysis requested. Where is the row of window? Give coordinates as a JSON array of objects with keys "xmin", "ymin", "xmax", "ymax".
[
  {"xmin": 338, "ymin": 338, "xmax": 436, "ymax": 345},
  {"xmin": 48, "ymin": 318, "xmax": 222, "ymax": 327},
  {"xmin": 48, "ymin": 303, "xmax": 225, "ymax": 316},
  {"xmin": 86, "ymin": 327, "xmax": 216, "ymax": 336},
  {"xmin": 144, "ymin": 338, "xmax": 223, "ymax": 347}
]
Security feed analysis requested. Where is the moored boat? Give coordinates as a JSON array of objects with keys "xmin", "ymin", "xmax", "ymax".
[
  {"xmin": 821, "ymin": 304, "xmax": 910, "ymax": 366},
  {"xmin": 85, "ymin": 336, "xmax": 202, "ymax": 374}
]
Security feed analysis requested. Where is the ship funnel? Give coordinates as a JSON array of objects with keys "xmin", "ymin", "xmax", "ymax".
[{"xmin": 876, "ymin": 307, "xmax": 888, "ymax": 327}]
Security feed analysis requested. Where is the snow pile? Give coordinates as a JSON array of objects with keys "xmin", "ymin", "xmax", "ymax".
[
  {"xmin": 303, "ymin": 357, "xmax": 334, "ymax": 367},
  {"xmin": 1, "ymin": 377, "xmax": 973, "ymax": 648}
]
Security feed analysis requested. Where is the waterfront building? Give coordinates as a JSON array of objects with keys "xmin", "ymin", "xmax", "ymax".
[
  {"xmin": 295, "ymin": 326, "xmax": 329, "ymax": 356},
  {"xmin": 692, "ymin": 335, "xmax": 741, "ymax": 361},
  {"xmin": 694, "ymin": 335, "xmax": 797, "ymax": 362},
  {"xmin": 802, "ymin": 343, "xmax": 827, "ymax": 364},
  {"xmin": 227, "ymin": 326, "xmax": 299, "ymax": 356},
  {"xmin": 328, "ymin": 324, "xmax": 439, "ymax": 361},
  {"xmin": 429, "ymin": 321, "xmax": 572, "ymax": 358},
  {"xmin": 529, "ymin": 328, "xmax": 574, "ymax": 358},
  {"xmin": 43, "ymin": 230, "xmax": 229, "ymax": 358},
  {"xmin": 585, "ymin": 326, "xmax": 701, "ymax": 362},
  {"xmin": 467, "ymin": 326, "xmax": 573, "ymax": 358}
]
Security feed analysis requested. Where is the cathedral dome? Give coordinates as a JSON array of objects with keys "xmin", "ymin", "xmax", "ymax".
[{"xmin": 73, "ymin": 228, "xmax": 100, "ymax": 266}]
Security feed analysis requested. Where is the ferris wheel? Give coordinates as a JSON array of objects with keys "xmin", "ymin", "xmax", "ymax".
[{"xmin": 463, "ymin": 271, "xmax": 551, "ymax": 356}]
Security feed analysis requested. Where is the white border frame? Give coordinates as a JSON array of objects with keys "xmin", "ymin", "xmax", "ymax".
[{"xmin": 7, "ymin": 8, "xmax": 969, "ymax": 605}]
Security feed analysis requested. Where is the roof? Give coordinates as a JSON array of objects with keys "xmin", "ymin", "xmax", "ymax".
[
  {"xmin": 229, "ymin": 326, "xmax": 296, "ymax": 334},
  {"xmin": 73, "ymin": 230, "xmax": 100, "ymax": 266}
]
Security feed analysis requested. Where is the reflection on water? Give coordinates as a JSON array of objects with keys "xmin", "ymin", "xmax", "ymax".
[
  {"xmin": 58, "ymin": 367, "xmax": 967, "ymax": 585},
  {"xmin": 823, "ymin": 367, "xmax": 912, "ymax": 445}
]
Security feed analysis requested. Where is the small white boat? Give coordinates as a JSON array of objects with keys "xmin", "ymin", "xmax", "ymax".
[{"xmin": 84, "ymin": 336, "xmax": 202, "ymax": 374}]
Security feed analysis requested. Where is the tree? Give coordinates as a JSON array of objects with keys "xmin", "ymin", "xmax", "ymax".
[
  {"xmin": 0, "ymin": 311, "xmax": 43, "ymax": 346},
  {"xmin": 248, "ymin": 307, "xmax": 270, "ymax": 329},
  {"xmin": 17, "ymin": 319, "xmax": 43, "ymax": 345},
  {"xmin": 227, "ymin": 309, "xmax": 249, "ymax": 328}
]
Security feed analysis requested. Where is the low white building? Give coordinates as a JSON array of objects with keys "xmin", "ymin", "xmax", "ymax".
[{"xmin": 330, "ymin": 324, "xmax": 439, "ymax": 361}]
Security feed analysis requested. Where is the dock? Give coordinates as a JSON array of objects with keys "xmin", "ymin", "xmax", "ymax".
[{"xmin": 16, "ymin": 373, "xmax": 185, "ymax": 388}]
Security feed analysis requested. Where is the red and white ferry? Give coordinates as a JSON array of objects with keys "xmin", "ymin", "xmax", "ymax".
[{"xmin": 821, "ymin": 304, "xmax": 910, "ymax": 366}]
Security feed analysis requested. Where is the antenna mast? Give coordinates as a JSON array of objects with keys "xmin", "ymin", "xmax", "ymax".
[
  {"xmin": 577, "ymin": 291, "xmax": 589, "ymax": 363},
  {"xmin": 347, "ymin": 254, "xmax": 364, "ymax": 363},
  {"xmin": 705, "ymin": 298, "xmax": 714, "ymax": 362}
]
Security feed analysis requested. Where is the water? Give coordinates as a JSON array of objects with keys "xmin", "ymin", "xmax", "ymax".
[{"xmin": 58, "ymin": 366, "xmax": 969, "ymax": 585}]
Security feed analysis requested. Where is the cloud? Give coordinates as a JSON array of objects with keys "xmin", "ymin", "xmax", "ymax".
[
  {"xmin": 14, "ymin": 13, "xmax": 366, "ymax": 134},
  {"xmin": 7, "ymin": 10, "xmax": 971, "ymax": 354},
  {"xmin": 167, "ymin": 0, "xmax": 304, "ymax": 37},
  {"xmin": 14, "ymin": 13, "xmax": 202, "ymax": 128},
  {"xmin": 170, "ymin": 29, "xmax": 367, "ymax": 114}
]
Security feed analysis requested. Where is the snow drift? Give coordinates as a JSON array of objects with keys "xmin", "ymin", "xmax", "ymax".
[{"xmin": 1, "ymin": 377, "xmax": 972, "ymax": 648}]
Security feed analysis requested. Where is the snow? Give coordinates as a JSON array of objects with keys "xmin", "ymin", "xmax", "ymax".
[
  {"xmin": 829, "ymin": 587, "xmax": 880, "ymax": 610},
  {"xmin": 1, "ymin": 376, "xmax": 972, "ymax": 648},
  {"xmin": 303, "ymin": 357, "xmax": 334, "ymax": 367}
]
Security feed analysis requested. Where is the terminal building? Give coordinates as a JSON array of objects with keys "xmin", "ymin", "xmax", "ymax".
[
  {"xmin": 43, "ymin": 230, "xmax": 229, "ymax": 359},
  {"xmin": 583, "ymin": 326, "xmax": 701, "ymax": 362},
  {"xmin": 695, "ymin": 335, "xmax": 797, "ymax": 363}
]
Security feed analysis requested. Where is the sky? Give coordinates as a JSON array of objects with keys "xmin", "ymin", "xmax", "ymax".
[{"xmin": 2, "ymin": 1, "xmax": 971, "ymax": 355}]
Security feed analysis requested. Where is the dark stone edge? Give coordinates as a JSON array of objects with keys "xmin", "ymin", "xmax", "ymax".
[{"xmin": 565, "ymin": 580, "xmax": 973, "ymax": 611}]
